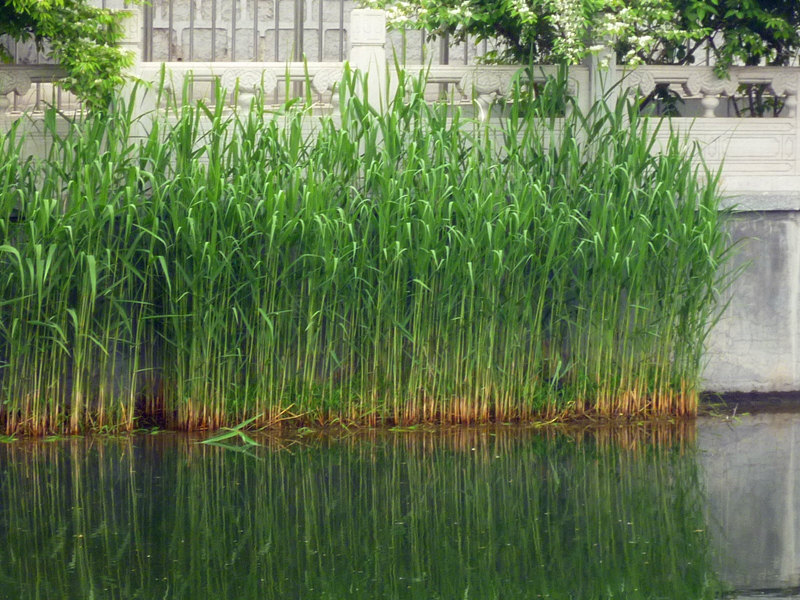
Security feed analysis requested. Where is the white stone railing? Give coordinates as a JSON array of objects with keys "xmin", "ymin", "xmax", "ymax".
[
  {"xmin": 2, "ymin": 8, "xmax": 800, "ymax": 201},
  {"xmin": 620, "ymin": 65, "xmax": 800, "ymax": 202},
  {"xmin": 136, "ymin": 61, "xmax": 346, "ymax": 109},
  {"xmin": 622, "ymin": 65, "xmax": 799, "ymax": 118},
  {"xmin": 0, "ymin": 65, "xmax": 67, "ymax": 113},
  {"xmin": 390, "ymin": 64, "xmax": 592, "ymax": 119},
  {"xmin": 130, "ymin": 8, "xmax": 383, "ymax": 109}
]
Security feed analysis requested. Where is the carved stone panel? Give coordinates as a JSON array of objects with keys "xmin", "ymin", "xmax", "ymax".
[
  {"xmin": 219, "ymin": 68, "xmax": 278, "ymax": 94},
  {"xmin": 458, "ymin": 70, "xmax": 516, "ymax": 98},
  {"xmin": 349, "ymin": 10, "xmax": 385, "ymax": 46},
  {"xmin": 0, "ymin": 70, "xmax": 32, "ymax": 97},
  {"xmin": 311, "ymin": 67, "xmax": 343, "ymax": 95},
  {"xmin": 770, "ymin": 72, "xmax": 799, "ymax": 96},
  {"xmin": 685, "ymin": 71, "xmax": 739, "ymax": 97},
  {"xmin": 621, "ymin": 69, "xmax": 656, "ymax": 97}
]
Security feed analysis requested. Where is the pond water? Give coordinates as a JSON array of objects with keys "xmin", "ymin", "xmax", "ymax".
[{"xmin": 0, "ymin": 412, "xmax": 797, "ymax": 599}]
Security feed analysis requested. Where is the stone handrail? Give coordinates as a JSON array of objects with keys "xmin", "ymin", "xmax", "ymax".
[
  {"xmin": 622, "ymin": 65, "xmax": 800, "ymax": 118},
  {"xmin": 612, "ymin": 65, "xmax": 800, "ymax": 201},
  {"xmin": 392, "ymin": 64, "xmax": 592, "ymax": 119},
  {"xmin": 135, "ymin": 61, "xmax": 346, "ymax": 109},
  {"xmin": 0, "ymin": 65, "xmax": 66, "ymax": 113}
]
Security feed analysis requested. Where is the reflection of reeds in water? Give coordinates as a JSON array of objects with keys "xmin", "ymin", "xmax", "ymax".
[
  {"xmin": 0, "ymin": 70, "xmax": 731, "ymax": 434},
  {"xmin": 570, "ymin": 419, "xmax": 697, "ymax": 450},
  {"xmin": 0, "ymin": 427, "xmax": 725, "ymax": 599},
  {"xmin": 276, "ymin": 419, "xmax": 698, "ymax": 456}
]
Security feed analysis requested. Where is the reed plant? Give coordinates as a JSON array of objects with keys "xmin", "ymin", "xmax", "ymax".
[{"xmin": 0, "ymin": 69, "xmax": 731, "ymax": 433}]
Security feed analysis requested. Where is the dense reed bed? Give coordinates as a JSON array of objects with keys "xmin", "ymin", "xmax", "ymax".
[
  {"xmin": 0, "ymin": 429, "xmax": 725, "ymax": 599},
  {"xmin": 0, "ymin": 71, "xmax": 731, "ymax": 433}
]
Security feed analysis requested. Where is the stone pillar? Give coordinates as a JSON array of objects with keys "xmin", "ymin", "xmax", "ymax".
[
  {"xmin": 582, "ymin": 41, "xmax": 618, "ymax": 110},
  {"xmin": 118, "ymin": 6, "xmax": 142, "ymax": 66},
  {"xmin": 348, "ymin": 9, "xmax": 387, "ymax": 111},
  {"xmin": 116, "ymin": 7, "xmax": 154, "ymax": 137}
]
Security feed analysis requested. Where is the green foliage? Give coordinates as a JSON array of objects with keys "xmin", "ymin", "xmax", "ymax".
[
  {"xmin": 369, "ymin": 0, "xmax": 800, "ymax": 69},
  {"xmin": 613, "ymin": 0, "xmax": 800, "ymax": 71},
  {"xmin": 201, "ymin": 415, "xmax": 262, "ymax": 450},
  {"xmin": 0, "ymin": 71, "xmax": 731, "ymax": 434},
  {"xmin": 372, "ymin": 0, "xmax": 593, "ymax": 63},
  {"xmin": 0, "ymin": 0, "xmax": 133, "ymax": 109}
]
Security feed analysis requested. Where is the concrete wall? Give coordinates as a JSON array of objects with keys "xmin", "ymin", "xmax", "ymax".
[
  {"xmin": 703, "ymin": 204, "xmax": 800, "ymax": 392},
  {"xmin": 138, "ymin": 0, "xmax": 486, "ymax": 64},
  {"xmin": 143, "ymin": 0, "xmax": 354, "ymax": 62}
]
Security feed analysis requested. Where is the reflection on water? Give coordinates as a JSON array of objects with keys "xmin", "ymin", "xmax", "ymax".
[
  {"xmin": 700, "ymin": 412, "xmax": 800, "ymax": 598},
  {"xmin": 0, "ymin": 424, "xmax": 729, "ymax": 599}
]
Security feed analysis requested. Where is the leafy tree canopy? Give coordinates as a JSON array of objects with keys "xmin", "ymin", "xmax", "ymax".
[
  {"xmin": 369, "ymin": 0, "xmax": 800, "ymax": 70},
  {"xmin": 0, "ymin": 0, "xmax": 133, "ymax": 109}
]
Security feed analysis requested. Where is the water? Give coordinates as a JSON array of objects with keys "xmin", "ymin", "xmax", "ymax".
[
  {"xmin": 700, "ymin": 411, "xmax": 800, "ymax": 599},
  {"xmin": 0, "ymin": 414, "xmax": 795, "ymax": 599}
]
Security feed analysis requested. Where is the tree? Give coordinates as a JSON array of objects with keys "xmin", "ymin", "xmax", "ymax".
[
  {"xmin": 375, "ymin": 0, "xmax": 593, "ymax": 63},
  {"xmin": 369, "ymin": 0, "xmax": 800, "ymax": 70},
  {"xmin": 0, "ymin": 0, "xmax": 133, "ymax": 109},
  {"xmin": 612, "ymin": 0, "xmax": 800, "ymax": 71}
]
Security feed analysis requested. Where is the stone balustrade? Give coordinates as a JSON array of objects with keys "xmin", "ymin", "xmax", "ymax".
[
  {"xmin": 2, "ymin": 8, "xmax": 800, "ymax": 201},
  {"xmin": 617, "ymin": 65, "xmax": 800, "ymax": 204},
  {"xmin": 136, "ymin": 61, "xmax": 345, "ymax": 109},
  {"xmin": 0, "ymin": 65, "xmax": 66, "ymax": 113},
  {"xmin": 624, "ymin": 65, "xmax": 798, "ymax": 118}
]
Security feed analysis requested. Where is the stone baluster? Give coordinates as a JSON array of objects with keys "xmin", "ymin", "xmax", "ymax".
[
  {"xmin": 457, "ymin": 70, "xmax": 515, "ymax": 121},
  {"xmin": 785, "ymin": 93, "xmax": 798, "ymax": 119},
  {"xmin": 699, "ymin": 94, "xmax": 720, "ymax": 118},
  {"xmin": 685, "ymin": 71, "xmax": 739, "ymax": 118}
]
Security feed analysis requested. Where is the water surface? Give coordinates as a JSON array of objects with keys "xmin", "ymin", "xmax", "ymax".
[
  {"xmin": 0, "ymin": 416, "xmax": 791, "ymax": 599},
  {"xmin": 700, "ymin": 410, "xmax": 800, "ymax": 598}
]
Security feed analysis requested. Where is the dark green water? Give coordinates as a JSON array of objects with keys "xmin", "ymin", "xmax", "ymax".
[{"xmin": 0, "ymin": 425, "xmax": 726, "ymax": 599}]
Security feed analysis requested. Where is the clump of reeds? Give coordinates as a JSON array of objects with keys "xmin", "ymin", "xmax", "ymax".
[{"xmin": 0, "ymin": 69, "xmax": 731, "ymax": 434}]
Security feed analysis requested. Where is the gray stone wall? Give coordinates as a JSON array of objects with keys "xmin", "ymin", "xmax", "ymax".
[
  {"xmin": 703, "ymin": 207, "xmax": 800, "ymax": 392},
  {"xmin": 142, "ymin": 0, "xmax": 353, "ymax": 62},
  {"xmin": 137, "ymin": 0, "xmax": 487, "ymax": 64},
  {"xmin": 136, "ymin": 0, "xmax": 487, "ymax": 64}
]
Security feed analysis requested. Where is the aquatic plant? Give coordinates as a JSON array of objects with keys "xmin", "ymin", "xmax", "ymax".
[{"xmin": 0, "ymin": 70, "xmax": 731, "ymax": 433}]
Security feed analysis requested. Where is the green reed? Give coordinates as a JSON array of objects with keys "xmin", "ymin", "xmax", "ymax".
[
  {"xmin": 0, "ymin": 428, "xmax": 726, "ymax": 599},
  {"xmin": 0, "ymin": 69, "xmax": 731, "ymax": 433}
]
